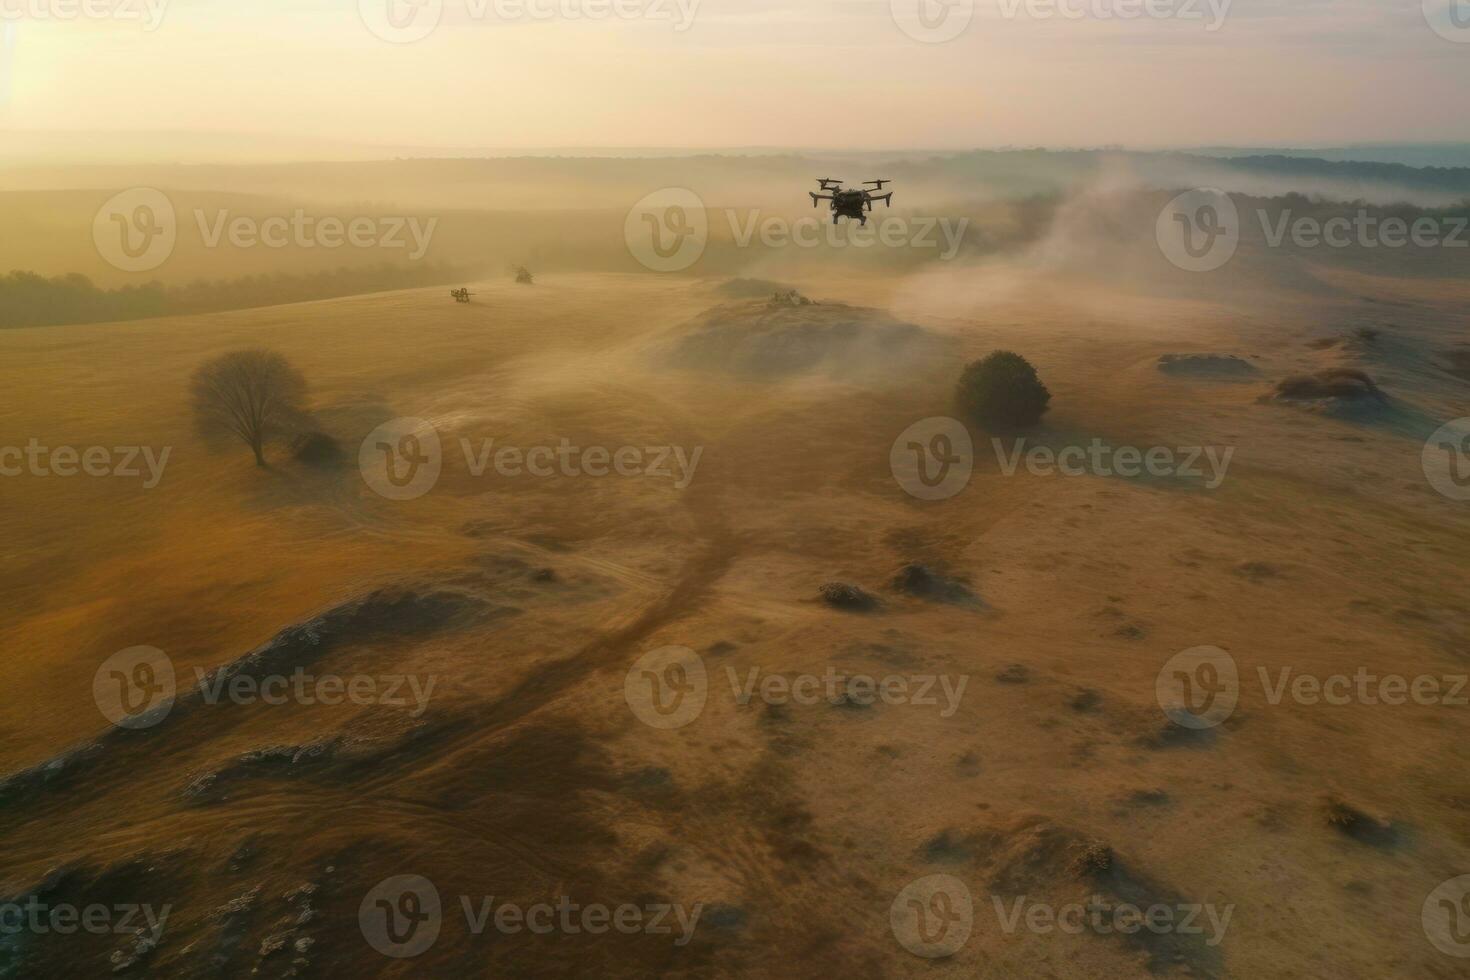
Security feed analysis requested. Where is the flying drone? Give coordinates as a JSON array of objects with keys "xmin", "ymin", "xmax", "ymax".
[{"xmin": 809, "ymin": 178, "xmax": 893, "ymax": 226}]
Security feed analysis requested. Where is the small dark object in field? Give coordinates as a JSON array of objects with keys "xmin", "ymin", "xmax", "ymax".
[
  {"xmin": 889, "ymin": 563, "xmax": 977, "ymax": 604},
  {"xmin": 817, "ymin": 582, "xmax": 879, "ymax": 612},
  {"xmin": 1071, "ymin": 689, "xmax": 1102, "ymax": 712},
  {"xmin": 1069, "ymin": 839, "xmax": 1114, "ymax": 877},
  {"xmin": 514, "ymin": 265, "xmax": 534, "ymax": 285},
  {"xmin": 1273, "ymin": 368, "xmax": 1384, "ymax": 402},
  {"xmin": 996, "ymin": 664, "xmax": 1030, "ymax": 684},
  {"xmin": 291, "ymin": 431, "xmax": 342, "ymax": 467},
  {"xmin": 1323, "ymin": 795, "xmax": 1402, "ymax": 849},
  {"xmin": 956, "ymin": 350, "xmax": 1051, "ymax": 429}
]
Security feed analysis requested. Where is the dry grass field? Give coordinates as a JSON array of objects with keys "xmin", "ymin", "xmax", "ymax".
[{"xmin": 2, "ymin": 216, "xmax": 1469, "ymax": 976}]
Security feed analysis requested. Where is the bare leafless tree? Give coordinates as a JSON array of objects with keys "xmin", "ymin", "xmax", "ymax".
[{"xmin": 190, "ymin": 349, "xmax": 308, "ymax": 466}]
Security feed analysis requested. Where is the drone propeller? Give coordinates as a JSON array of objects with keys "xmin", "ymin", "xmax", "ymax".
[
  {"xmin": 816, "ymin": 178, "xmax": 843, "ymax": 190},
  {"xmin": 864, "ymin": 179, "xmax": 891, "ymax": 189}
]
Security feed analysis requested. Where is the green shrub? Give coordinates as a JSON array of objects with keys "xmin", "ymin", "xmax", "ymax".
[{"xmin": 955, "ymin": 350, "xmax": 1051, "ymax": 429}]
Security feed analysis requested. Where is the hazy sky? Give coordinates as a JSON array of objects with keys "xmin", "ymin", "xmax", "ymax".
[{"xmin": 1, "ymin": 0, "xmax": 1467, "ymax": 152}]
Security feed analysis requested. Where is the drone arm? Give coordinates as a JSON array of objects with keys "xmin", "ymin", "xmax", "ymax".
[{"xmin": 810, "ymin": 192, "xmax": 833, "ymax": 206}]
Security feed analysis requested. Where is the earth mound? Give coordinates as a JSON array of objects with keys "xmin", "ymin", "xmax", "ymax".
[
  {"xmin": 1271, "ymin": 368, "xmax": 1385, "ymax": 402},
  {"xmin": 1156, "ymin": 353, "xmax": 1258, "ymax": 378},
  {"xmin": 661, "ymin": 299, "xmax": 948, "ymax": 380}
]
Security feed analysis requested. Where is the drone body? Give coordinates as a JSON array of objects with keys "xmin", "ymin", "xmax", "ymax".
[{"xmin": 809, "ymin": 178, "xmax": 893, "ymax": 226}]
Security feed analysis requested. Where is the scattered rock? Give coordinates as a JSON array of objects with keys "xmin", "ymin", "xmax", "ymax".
[
  {"xmin": 920, "ymin": 829, "xmax": 981, "ymax": 863},
  {"xmin": 1234, "ymin": 560, "xmax": 1280, "ymax": 582},
  {"xmin": 703, "ymin": 904, "xmax": 747, "ymax": 930},
  {"xmin": 889, "ymin": 563, "xmax": 979, "ymax": 605},
  {"xmin": 817, "ymin": 582, "xmax": 879, "ymax": 612},
  {"xmin": 995, "ymin": 664, "xmax": 1030, "ymax": 684},
  {"xmin": 1437, "ymin": 344, "xmax": 1470, "ymax": 383},
  {"xmin": 1125, "ymin": 789, "xmax": 1171, "ymax": 808},
  {"xmin": 1069, "ymin": 838, "xmax": 1114, "ymax": 876},
  {"xmin": 1323, "ymin": 795, "xmax": 1404, "ymax": 850},
  {"xmin": 1070, "ymin": 689, "xmax": 1102, "ymax": 712}
]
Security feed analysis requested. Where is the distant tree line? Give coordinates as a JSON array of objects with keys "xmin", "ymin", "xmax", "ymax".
[{"xmin": 0, "ymin": 263, "xmax": 472, "ymax": 329}]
